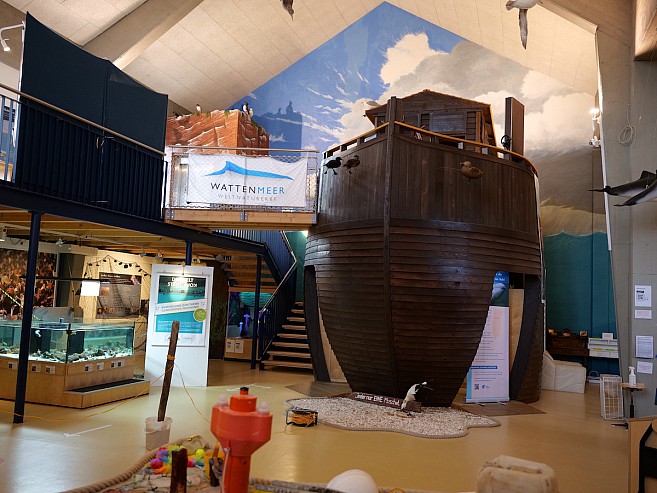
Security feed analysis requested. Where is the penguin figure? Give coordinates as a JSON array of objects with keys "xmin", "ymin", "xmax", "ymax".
[
  {"xmin": 401, "ymin": 381, "xmax": 433, "ymax": 413},
  {"xmin": 195, "ymin": 103, "xmax": 202, "ymax": 113}
]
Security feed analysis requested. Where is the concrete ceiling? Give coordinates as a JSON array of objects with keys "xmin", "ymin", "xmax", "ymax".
[{"xmin": 0, "ymin": 0, "xmax": 635, "ymax": 115}]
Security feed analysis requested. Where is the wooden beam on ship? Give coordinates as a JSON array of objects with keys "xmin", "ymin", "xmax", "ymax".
[{"xmin": 166, "ymin": 208, "xmax": 314, "ymax": 231}]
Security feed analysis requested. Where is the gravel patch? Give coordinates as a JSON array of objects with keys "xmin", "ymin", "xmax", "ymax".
[{"xmin": 285, "ymin": 397, "xmax": 499, "ymax": 438}]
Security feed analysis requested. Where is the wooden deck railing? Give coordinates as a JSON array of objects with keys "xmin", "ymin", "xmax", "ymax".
[{"xmin": 324, "ymin": 120, "xmax": 538, "ymax": 176}]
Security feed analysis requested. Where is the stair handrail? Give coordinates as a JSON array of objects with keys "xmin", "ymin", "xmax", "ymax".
[
  {"xmin": 256, "ymin": 231, "xmax": 298, "ymax": 361},
  {"xmin": 259, "ymin": 231, "xmax": 297, "ymax": 318}
]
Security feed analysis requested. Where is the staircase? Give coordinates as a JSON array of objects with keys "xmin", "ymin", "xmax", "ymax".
[{"xmin": 260, "ymin": 302, "xmax": 313, "ymax": 372}]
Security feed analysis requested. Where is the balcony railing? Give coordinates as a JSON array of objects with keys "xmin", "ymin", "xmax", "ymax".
[
  {"xmin": 166, "ymin": 146, "xmax": 319, "ymax": 216},
  {"xmin": 0, "ymin": 94, "xmax": 19, "ymax": 182},
  {"xmin": 0, "ymin": 84, "xmax": 166, "ymax": 221}
]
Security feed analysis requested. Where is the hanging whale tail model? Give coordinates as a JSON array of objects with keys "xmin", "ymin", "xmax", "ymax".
[{"xmin": 590, "ymin": 170, "xmax": 657, "ymax": 206}]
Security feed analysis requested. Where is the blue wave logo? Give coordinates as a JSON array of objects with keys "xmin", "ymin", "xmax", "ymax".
[{"xmin": 205, "ymin": 160, "xmax": 292, "ymax": 180}]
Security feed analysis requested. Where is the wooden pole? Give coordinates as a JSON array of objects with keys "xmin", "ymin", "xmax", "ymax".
[
  {"xmin": 158, "ymin": 320, "xmax": 180, "ymax": 422},
  {"xmin": 170, "ymin": 447, "xmax": 188, "ymax": 493}
]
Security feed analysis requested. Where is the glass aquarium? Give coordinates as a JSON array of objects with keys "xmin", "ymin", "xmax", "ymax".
[{"xmin": 0, "ymin": 320, "xmax": 134, "ymax": 363}]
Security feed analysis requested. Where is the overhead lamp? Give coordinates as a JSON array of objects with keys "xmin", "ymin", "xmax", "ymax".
[
  {"xmin": 0, "ymin": 22, "xmax": 25, "ymax": 52},
  {"xmin": 0, "ymin": 228, "xmax": 6, "ymax": 241},
  {"xmin": 55, "ymin": 238, "xmax": 65, "ymax": 247}
]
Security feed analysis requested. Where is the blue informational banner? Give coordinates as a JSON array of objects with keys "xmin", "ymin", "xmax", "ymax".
[
  {"xmin": 150, "ymin": 271, "xmax": 210, "ymax": 347},
  {"xmin": 466, "ymin": 272, "xmax": 510, "ymax": 403}
]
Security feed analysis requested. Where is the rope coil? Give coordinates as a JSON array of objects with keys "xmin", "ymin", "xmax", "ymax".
[{"xmin": 285, "ymin": 408, "xmax": 318, "ymax": 427}]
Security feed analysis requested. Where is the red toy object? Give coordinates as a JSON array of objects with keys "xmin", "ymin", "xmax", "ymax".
[{"xmin": 211, "ymin": 386, "xmax": 272, "ymax": 493}]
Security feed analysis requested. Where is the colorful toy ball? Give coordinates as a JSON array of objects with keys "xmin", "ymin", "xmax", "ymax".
[{"xmin": 150, "ymin": 458, "xmax": 163, "ymax": 469}]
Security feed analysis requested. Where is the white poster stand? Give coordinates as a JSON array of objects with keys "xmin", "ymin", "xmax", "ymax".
[
  {"xmin": 466, "ymin": 272, "xmax": 510, "ymax": 403},
  {"xmin": 145, "ymin": 264, "xmax": 214, "ymax": 387}
]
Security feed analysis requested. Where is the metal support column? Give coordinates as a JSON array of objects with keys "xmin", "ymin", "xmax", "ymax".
[
  {"xmin": 250, "ymin": 254, "xmax": 262, "ymax": 370},
  {"xmin": 13, "ymin": 211, "xmax": 42, "ymax": 423},
  {"xmin": 185, "ymin": 241, "xmax": 192, "ymax": 265}
]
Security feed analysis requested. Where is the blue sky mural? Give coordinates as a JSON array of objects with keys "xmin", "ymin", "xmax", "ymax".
[
  {"xmin": 227, "ymin": 2, "xmax": 614, "ymax": 344},
  {"xmin": 231, "ymin": 1, "xmax": 598, "ymax": 234},
  {"xmin": 231, "ymin": 3, "xmax": 462, "ymax": 151}
]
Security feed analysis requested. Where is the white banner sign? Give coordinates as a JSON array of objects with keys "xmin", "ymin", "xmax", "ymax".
[
  {"xmin": 466, "ymin": 272, "xmax": 510, "ymax": 403},
  {"xmin": 187, "ymin": 154, "xmax": 308, "ymax": 207}
]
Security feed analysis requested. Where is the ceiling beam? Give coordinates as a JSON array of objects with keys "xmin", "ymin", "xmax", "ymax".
[
  {"xmin": 542, "ymin": 0, "xmax": 632, "ymax": 45},
  {"xmin": 0, "ymin": 1, "xmax": 25, "ymax": 70},
  {"xmin": 83, "ymin": 0, "xmax": 203, "ymax": 69},
  {"xmin": 0, "ymin": 183, "xmax": 266, "ymax": 256},
  {"xmin": 635, "ymin": 0, "xmax": 657, "ymax": 60}
]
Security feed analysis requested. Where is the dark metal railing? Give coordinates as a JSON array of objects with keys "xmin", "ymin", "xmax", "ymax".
[
  {"xmin": 257, "ymin": 231, "xmax": 298, "ymax": 360},
  {"xmin": 218, "ymin": 229, "xmax": 298, "ymax": 363},
  {"xmin": 0, "ymin": 83, "xmax": 166, "ymax": 221}
]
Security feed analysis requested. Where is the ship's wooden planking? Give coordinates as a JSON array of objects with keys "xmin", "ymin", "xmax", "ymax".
[{"xmin": 306, "ymin": 96, "xmax": 543, "ymax": 406}]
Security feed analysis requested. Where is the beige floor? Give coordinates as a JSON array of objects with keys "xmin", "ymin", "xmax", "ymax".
[{"xmin": 0, "ymin": 360, "xmax": 628, "ymax": 493}]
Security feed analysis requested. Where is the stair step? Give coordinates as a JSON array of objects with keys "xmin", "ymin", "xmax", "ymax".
[
  {"xmin": 287, "ymin": 316, "xmax": 305, "ymax": 323},
  {"xmin": 291, "ymin": 309, "xmax": 304, "ymax": 315},
  {"xmin": 271, "ymin": 341, "xmax": 310, "ymax": 349},
  {"xmin": 278, "ymin": 333, "xmax": 308, "ymax": 340},
  {"xmin": 261, "ymin": 360, "xmax": 313, "ymax": 370},
  {"xmin": 282, "ymin": 324, "xmax": 306, "ymax": 331},
  {"xmin": 295, "ymin": 301, "xmax": 304, "ymax": 306},
  {"xmin": 268, "ymin": 350, "xmax": 311, "ymax": 359}
]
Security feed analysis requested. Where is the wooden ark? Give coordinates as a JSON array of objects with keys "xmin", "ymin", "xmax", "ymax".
[{"xmin": 304, "ymin": 92, "xmax": 544, "ymax": 407}]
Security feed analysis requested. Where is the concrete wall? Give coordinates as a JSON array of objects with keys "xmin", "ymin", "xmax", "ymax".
[{"xmin": 598, "ymin": 12, "xmax": 657, "ymax": 416}]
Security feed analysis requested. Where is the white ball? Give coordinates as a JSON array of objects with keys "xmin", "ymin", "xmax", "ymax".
[{"xmin": 326, "ymin": 469, "xmax": 378, "ymax": 493}]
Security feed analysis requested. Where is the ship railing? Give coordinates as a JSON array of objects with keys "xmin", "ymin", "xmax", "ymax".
[
  {"xmin": 324, "ymin": 120, "xmax": 537, "ymax": 176},
  {"xmin": 324, "ymin": 123, "xmax": 389, "ymax": 155},
  {"xmin": 165, "ymin": 146, "xmax": 320, "ymax": 216}
]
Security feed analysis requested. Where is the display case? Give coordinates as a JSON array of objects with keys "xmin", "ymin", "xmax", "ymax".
[
  {"xmin": 0, "ymin": 320, "xmax": 134, "ymax": 363},
  {"xmin": 0, "ymin": 319, "xmax": 148, "ymax": 408}
]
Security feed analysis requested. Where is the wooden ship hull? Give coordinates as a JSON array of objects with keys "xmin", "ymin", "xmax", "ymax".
[{"xmin": 304, "ymin": 96, "xmax": 544, "ymax": 407}]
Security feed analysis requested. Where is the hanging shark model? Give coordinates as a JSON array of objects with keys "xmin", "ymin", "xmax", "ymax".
[{"xmin": 590, "ymin": 170, "xmax": 657, "ymax": 206}]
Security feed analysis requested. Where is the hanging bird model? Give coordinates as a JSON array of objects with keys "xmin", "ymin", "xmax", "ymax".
[
  {"xmin": 343, "ymin": 155, "xmax": 360, "ymax": 173},
  {"xmin": 460, "ymin": 161, "xmax": 484, "ymax": 181},
  {"xmin": 281, "ymin": 0, "xmax": 294, "ymax": 19},
  {"xmin": 506, "ymin": 0, "xmax": 541, "ymax": 49},
  {"xmin": 401, "ymin": 381, "xmax": 433, "ymax": 413},
  {"xmin": 323, "ymin": 156, "xmax": 342, "ymax": 175},
  {"xmin": 591, "ymin": 170, "xmax": 657, "ymax": 199}
]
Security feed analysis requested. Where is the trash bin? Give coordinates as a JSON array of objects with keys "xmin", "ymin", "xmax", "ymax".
[{"xmin": 145, "ymin": 416, "xmax": 172, "ymax": 450}]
